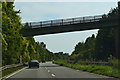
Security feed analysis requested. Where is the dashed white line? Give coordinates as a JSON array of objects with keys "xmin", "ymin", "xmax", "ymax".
[
  {"xmin": 48, "ymin": 70, "xmax": 50, "ymax": 72},
  {"xmin": 51, "ymin": 74, "xmax": 55, "ymax": 77}
]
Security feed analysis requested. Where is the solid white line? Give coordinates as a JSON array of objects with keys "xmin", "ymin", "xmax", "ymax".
[
  {"xmin": 51, "ymin": 74, "xmax": 55, "ymax": 77},
  {"xmin": 3, "ymin": 67, "xmax": 27, "ymax": 79}
]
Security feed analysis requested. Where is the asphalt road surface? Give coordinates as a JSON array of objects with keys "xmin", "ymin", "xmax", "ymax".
[{"xmin": 5, "ymin": 62, "xmax": 116, "ymax": 79}]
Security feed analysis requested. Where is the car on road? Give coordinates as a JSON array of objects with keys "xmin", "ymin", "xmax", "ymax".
[
  {"xmin": 42, "ymin": 59, "xmax": 46, "ymax": 63},
  {"xmin": 28, "ymin": 60, "xmax": 39, "ymax": 68},
  {"xmin": 42, "ymin": 60, "xmax": 46, "ymax": 63}
]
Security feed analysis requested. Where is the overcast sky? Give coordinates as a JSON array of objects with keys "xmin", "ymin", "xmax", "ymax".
[{"xmin": 14, "ymin": 2, "xmax": 117, "ymax": 54}]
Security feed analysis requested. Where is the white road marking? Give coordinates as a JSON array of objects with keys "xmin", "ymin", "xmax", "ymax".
[
  {"xmin": 51, "ymin": 74, "xmax": 55, "ymax": 77},
  {"xmin": 76, "ymin": 70, "xmax": 79, "ymax": 71},
  {"xmin": 48, "ymin": 70, "xmax": 50, "ymax": 72},
  {"xmin": 2, "ymin": 67, "xmax": 27, "ymax": 79}
]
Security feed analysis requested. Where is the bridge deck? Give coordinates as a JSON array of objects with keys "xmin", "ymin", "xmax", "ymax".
[{"xmin": 21, "ymin": 15, "xmax": 118, "ymax": 37}]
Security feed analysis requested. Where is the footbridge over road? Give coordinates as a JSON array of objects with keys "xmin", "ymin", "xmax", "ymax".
[
  {"xmin": 21, "ymin": 2, "xmax": 119, "ymax": 60},
  {"xmin": 21, "ymin": 14, "xmax": 119, "ymax": 59},
  {"xmin": 21, "ymin": 15, "xmax": 118, "ymax": 37}
]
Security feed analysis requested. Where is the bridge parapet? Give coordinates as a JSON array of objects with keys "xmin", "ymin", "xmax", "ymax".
[
  {"xmin": 22, "ymin": 15, "xmax": 105, "ymax": 28},
  {"xmin": 22, "ymin": 14, "xmax": 118, "ymax": 29}
]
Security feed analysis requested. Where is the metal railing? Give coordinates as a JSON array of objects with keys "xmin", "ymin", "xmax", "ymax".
[
  {"xmin": 22, "ymin": 15, "xmax": 103, "ymax": 28},
  {"xmin": 0, "ymin": 64, "xmax": 23, "ymax": 71}
]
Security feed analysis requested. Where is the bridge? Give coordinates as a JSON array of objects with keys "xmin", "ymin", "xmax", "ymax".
[
  {"xmin": 21, "ymin": 2, "xmax": 119, "ymax": 60},
  {"xmin": 21, "ymin": 15, "xmax": 118, "ymax": 37}
]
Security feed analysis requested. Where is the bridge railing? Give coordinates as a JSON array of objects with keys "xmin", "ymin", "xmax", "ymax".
[{"xmin": 22, "ymin": 15, "xmax": 104, "ymax": 28}]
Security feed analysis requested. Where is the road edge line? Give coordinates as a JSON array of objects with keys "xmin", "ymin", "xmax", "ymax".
[{"xmin": 2, "ymin": 67, "xmax": 27, "ymax": 80}]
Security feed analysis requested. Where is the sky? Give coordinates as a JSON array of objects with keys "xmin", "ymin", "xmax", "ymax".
[
  {"xmin": 14, "ymin": 0, "xmax": 119, "ymax": 2},
  {"xmin": 14, "ymin": 1, "xmax": 118, "ymax": 54}
]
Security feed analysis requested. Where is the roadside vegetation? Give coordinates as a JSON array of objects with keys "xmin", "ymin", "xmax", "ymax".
[
  {"xmin": 1, "ymin": 65, "xmax": 25, "ymax": 77},
  {"xmin": 53, "ymin": 5, "xmax": 120, "ymax": 78},
  {"xmin": 2, "ymin": 1, "xmax": 54, "ymax": 66},
  {"xmin": 1, "ymin": 0, "xmax": 120, "ymax": 79},
  {"xmin": 53, "ymin": 60, "xmax": 120, "ymax": 78}
]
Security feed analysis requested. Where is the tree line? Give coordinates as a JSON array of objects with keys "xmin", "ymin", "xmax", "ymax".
[
  {"xmin": 1, "ymin": 1, "xmax": 119, "ymax": 66},
  {"xmin": 71, "ymin": 7, "xmax": 119, "ymax": 63},
  {"xmin": 2, "ymin": 1, "xmax": 55, "ymax": 65}
]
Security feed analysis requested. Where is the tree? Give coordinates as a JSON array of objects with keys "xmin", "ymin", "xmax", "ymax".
[
  {"xmin": 94, "ymin": 7, "xmax": 118, "ymax": 61},
  {"xmin": 71, "ymin": 34, "xmax": 96, "ymax": 62},
  {"xmin": 2, "ymin": 1, "xmax": 54, "ymax": 65}
]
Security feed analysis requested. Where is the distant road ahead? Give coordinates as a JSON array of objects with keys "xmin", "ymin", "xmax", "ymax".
[{"xmin": 6, "ymin": 62, "xmax": 116, "ymax": 79}]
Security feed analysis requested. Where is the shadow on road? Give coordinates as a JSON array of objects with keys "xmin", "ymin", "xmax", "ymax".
[
  {"xmin": 26, "ymin": 67, "xmax": 39, "ymax": 69},
  {"xmin": 40, "ymin": 65, "xmax": 59, "ymax": 67}
]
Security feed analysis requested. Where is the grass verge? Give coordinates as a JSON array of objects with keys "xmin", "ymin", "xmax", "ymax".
[
  {"xmin": 53, "ymin": 61, "xmax": 120, "ymax": 79},
  {"xmin": 1, "ymin": 65, "xmax": 25, "ymax": 77}
]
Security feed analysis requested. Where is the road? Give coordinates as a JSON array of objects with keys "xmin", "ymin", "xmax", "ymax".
[{"xmin": 5, "ymin": 62, "xmax": 117, "ymax": 80}]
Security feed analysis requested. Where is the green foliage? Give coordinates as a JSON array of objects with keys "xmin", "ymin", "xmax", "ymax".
[
  {"xmin": 2, "ymin": 66, "xmax": 24, "ymax": 77},
  {"xmin": 53, "ymin": 52, "xmax": 69, "ymax": 61},
  {"xmin": 94, "ymin": 7, "xmax": 118, "ymax": 60},
  {"xmin": 54, "ymin": 61, "xmax": 120, "ymax": 78},
  {"xmin": 71, "ymin": 34, "xmax": 96, "ymax": 62},
  {"xmin": 95, "ymin": 28, "xmax": 116, "ymax": 61},
  {"xmin": 2, "ymin": 1, "xmax": 118, "ymax": 66},
  {"xmin": 71, "ymin": 7, "xmax": 118, "ymax": 62},
  {"xmin": 2, "ymin": 1, "xmax": 54, "ymax": 65},
  {"xmin": 108, "ymin": 55, "xmax": 120, "ymax": 68},
  {"xmin": 2, "ymin": 2, "xmax": 23, "ymax": 65}
]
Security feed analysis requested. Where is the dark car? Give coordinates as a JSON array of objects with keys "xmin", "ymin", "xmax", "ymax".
[
  {"xmin": 42, "ymin": 60, "xmax": 46, "ymax": 63},
  {"xmin": 28, "ymin": 60, "xmax": 39, "ymax": 68},
  {"xmin": 42, "ymin": 59, "xmax": 46, "ymax": 63}
]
